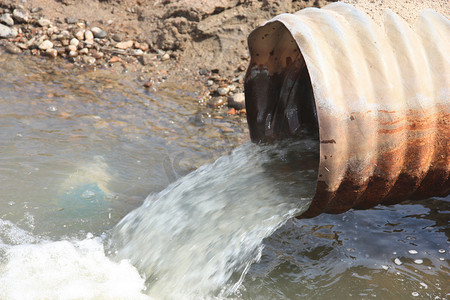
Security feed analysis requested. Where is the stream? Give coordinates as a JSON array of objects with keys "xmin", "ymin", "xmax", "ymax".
[{"xmin": 0, "ymin": 54, "xmax": 448, "ymax": 299}]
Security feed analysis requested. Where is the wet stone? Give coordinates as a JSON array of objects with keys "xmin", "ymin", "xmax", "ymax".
[
  {"xmin": 12, "ymin": 9, "xmax": 29, "ymax": 23},
  {"xmin": 0, "ymin": 13, "xmax": 14, "ymax": 26},
  {"xmin": 0, "ymin": 24, "xmax": 17, "ymax": 38},
  {"xmin": 208, "ymin": 97, "xmax": 226, "ymax": 108},
  {"xmin": 217, "ymin": 86, "xmax": 229, "ymax": 96},
  {"xmin": 82, "ymin": 56, "xmax": 96, "ymax": 65},
  {"xmin": 38, "ymin": 40, "xmax": 53, "ymax": 50},
  {"xmin": 228, "ymin": 92, "xmax": 245, "ymax": 110},
  {"xmin": 46, "ymin": 48, "xmax": 58, "ymax": 58}
]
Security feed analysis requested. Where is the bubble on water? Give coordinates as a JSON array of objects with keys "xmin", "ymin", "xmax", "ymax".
[
  {"xmin": 414, "ymin": 259, "xmax": 423, "ymax": 264},
  {"xmin": 47, "ymin": 105, "xmax": 57, "ymax": 112},
  {"xmin": 420, "ymin": 282, "xmax": 428, "ymax": 289},
  {"xmin": 394, "ymin": 258, "xmax": 402, "ymax": 265},
  {"xmin": 412, "ymin": 292, "xmax": 419, "ymax": 297},
  {"xmin": 438, "ymin": 249, "xmax": 445, "ymax": 254},
  {"xmin": 408, "ymin": 250, "xmax": 418, "ymax": 254}
]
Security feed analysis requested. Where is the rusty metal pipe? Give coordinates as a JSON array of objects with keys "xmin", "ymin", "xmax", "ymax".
[{"xmin": 244, "ymin": 3, "xmax": 449, "ymax": 218}]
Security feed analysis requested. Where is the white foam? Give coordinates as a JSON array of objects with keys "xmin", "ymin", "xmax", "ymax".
[{"xmin": 0, "ymin": 221, "xmax": 150, "ymax": 300}]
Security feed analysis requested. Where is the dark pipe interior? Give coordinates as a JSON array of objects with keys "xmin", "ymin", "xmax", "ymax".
[{"xmin": 244, "ymin": 56, "xmax": 319, "ymax": 143}]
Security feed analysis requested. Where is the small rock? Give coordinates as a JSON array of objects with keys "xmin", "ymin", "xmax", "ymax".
[
  {"xmin": 5, "ymin": 43, "xmax": 22, "ymax": 54},
  {"xmin": 12, "ymin": 9, "xmax": 29, "ymax": 23},
  {"xmin": 116, "ymin": 40, "xmax": 133, "ymax": 50},
  {"xmin": 65, "ymin": 17, "xmax": 78, "ymax": 24},
  {"xmin": 408, "ymin": 250, "xmax": 418, "ymax": 255},
  {"xmin": 38, "ymin": 40, "xmax": 53, "ymax": 50},
  {"xmin": 0, "ymin": 13, "xmax": 14, "ymax": 26},
  {"xmin": 140, "ymin": 42, "xmax": 149, "ymax": 51},
  {"xmin": 109, "ymin": 56, "xmax": 121, "ymax": 63},
  {"xmin": 67, "ymin": 44, "xmax": 77, "ymax": 52},
  {"xmin": 61, "ymin": 39, "xmax": 70, "ymax": 46},
  {"xmin": 91, "ymin": 27, "xmax": 107, "ymax": 38},
  {"xmin": 74, "ymin": 30, "xmax": 84, "ymax": 41},
  {"xmin": 82, "ymin": 56, "xmax": 96, "ymax": 65},
  {"xmin": 227, "ymin": 108, "xmax": 236, "ymax": 115},
  {"xmin": 79, "ymin": 48, "xmax": 88, "ymax": 54},
  {"xmin": 208, "ymin": 97, "xmax": 226, "ymax": 108},
  {"xmin": 132, "ymin": 49, "xmax": 143, "ymax": 56},
  {"xmin": 199, "ymin": 68, "xmax": 208, "ymax": 76},
  {"xmin": 228, "ymin": 92, "xmax": 245, "ymax": 110},
  {"xmin": 84, "ymin": 30, "xmax": 94, "ymax": 41},
  {"xmin": 111, "ymin": 33, "xmax": 124, "ymax": 42},
  {"xmin": 133, "ymin": 41, "xmax": 141, "ymax": 49},
  {"xmin": 206, "ymin": 80, "xmax": 214, "ymax": 86},
  {"xmin": 91, "ymin": 50, "xmax": 104, "ymax": 59},
  {"xmin": 161, "ymin": 53, "xmax": 170, "ymax": 61},
  {"xmin": 70, "ymin": 38, "xmax": 79, "ymax": 47},
  {"xmin": 140, "ymin": 53, "xmax": 155, "ymax": 65},
  {"xmin": 37, "ymin": 18, "xmax": 52, "ymax": 27},
  {"xmin": 414, "ymin": 259, "xmax": 423, "ymax": 264},
  {"xmin": 217, "ymin": 86, "xmax": 229, "ymax": 96},
  {"xmin": 394, "ymin": 258, "xmax": 402, "ymax": 265},
  {"xmin": 46, "ymin": 48, "xmax": 58, "ymax": 58},
  {"xmin": 0, "ymin": 24, "xmax": 17, "ymax": 38},
  {"xmin": 228, "ymin": 84, "xmax": 237, "ymax": 93},
  {"xmin": 68, "ymin": 50, "xmax": 78, "ymax": 57}
]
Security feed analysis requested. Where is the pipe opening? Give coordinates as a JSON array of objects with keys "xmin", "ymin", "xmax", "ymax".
[{"xmin": 244, "ymin": 23, "xmax": 319, "ymax": 143}]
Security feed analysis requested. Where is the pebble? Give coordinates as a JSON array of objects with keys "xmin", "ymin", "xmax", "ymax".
[
  {"xmin": 12, "ymin": 9, "xmax": 29, "ymax": 23},
  {"xmin": 217, "ymin": 86, "xmax": 229, "ymax": 96},
  {"xmin": 75, "ymin": 30, "xmax": 84, "ymax": 40},
  {"xmin": 208, "ymin": 97, "xmax": 226, "ymax": 108},
  {"xmin": 111, "ymin": 33, "xmax": 124, "ymax": 42},
  {"xmin": 381, "ymin": 265, "xmax": 389, "ymax": 270},
  {"xmin": 37, "ymin": 18, "xmax": 52, "ymax": 27},
  {"xmin": 140, "ymin": 42, "xmax": 149, "ymax": 51},
  {"xmin": 0, "ymin": 24, "xmax": 17, "ymax": 38},
  {"xmin": 228, "ymin": 92, "xmax": 245, "ymax": 109},
  {"xmin": 91, "ymin": 50, "xmax": 104, "ymax": 59},
  {"xmin": 132, "ymin": 49, "xmax": 143, "ymax": 56},
  {"xmin": 408, "ymin": 250, "xmax": 418, "ymax": 255},
  {"xmin": 414, "ymin": 259, "xmax": 423, "ymax": 264},
  {"xmin": 65, "ymin": 17, "xmax": 79, "ymax": 24},
  {"xmin": 116, "ymin": 40, "xmax": 133, "ymax": 49},
  {"xmin": 206, "ymin": 80, "xmax": 214, "ymax": 86},
  {"xmin": 394, "ymin": 258, "xmax": 402, "ymax": 265},
  {"xmin": 46, "ymin": 48, "xmax": 58, "ymax": 58},
  {"xmin": 38, "ymin": 40, "xmax": 53, "ymax": 50},
  {"xmin": 79, "ymin": 47, "xmax": 89, "ymax": 54},
  {"xmin": 140, "ymin": 53, "xmax": 155, "ymax": 65},
  {"xmin": 1, "ymin": 13, "xmax": 14, "ymax": 26},
  {"xmin": 68, "ymin": 50, "xmax": 78, "ymax": 57},
  {"xmin": 67, "ymin": 44, "xmax": 77, "ymax": 52},
  {"xmin": 84, "ymin": 30, "xmax": 94, "ymax": 41},
  {"xmin": 438, "ymin": 249, "xmax": 445, "ymax": 253},
  {"xmin": 91, "ymin": 27, "xmax": 107, "ymax": 38},
  {"xmin": 82, "ymin": 56, "xmax": 96, "ymax": 65},
  {"xmin": 161, "ymin": 53, "xmax": 170, "ymax": 61},
  {"xmin": 70, "ymin": 38, "xmax": 79, "ymax": 47},
  {"xmin": 228, "ymin": 84, "xmax": 237, "ymax": 92}
]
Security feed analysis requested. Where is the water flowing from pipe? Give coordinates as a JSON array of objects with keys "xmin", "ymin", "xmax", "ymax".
[{"xmin": 111, "ymin": 138, "xmax": 319, "ymax": 299}]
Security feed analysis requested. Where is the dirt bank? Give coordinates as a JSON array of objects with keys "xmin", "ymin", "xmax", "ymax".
[{"xmin": 1, "ymin": 0, "xmax": 448, "ymax": 111}]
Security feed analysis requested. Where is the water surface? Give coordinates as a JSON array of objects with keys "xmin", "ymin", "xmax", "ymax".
[{"xmin": 0, "ymin": 54, "xmax": 448, "ymax": 299}]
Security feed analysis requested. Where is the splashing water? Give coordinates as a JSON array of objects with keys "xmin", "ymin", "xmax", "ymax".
[{"xmin": 112, "ymin": 139, "xmax": 319, "ymax": 299}]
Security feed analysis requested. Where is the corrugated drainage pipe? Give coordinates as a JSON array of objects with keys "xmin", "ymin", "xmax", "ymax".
[{"xmin": 244, "ymin": 2, "xmax": 449, "ymax": 218}]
